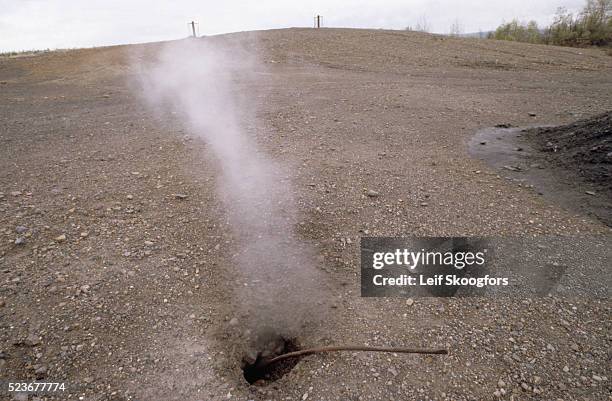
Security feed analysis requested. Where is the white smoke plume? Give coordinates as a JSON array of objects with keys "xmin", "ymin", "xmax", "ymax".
[{"xmin": 133, "ymin": 37, "xmax": 326, "ymax": 340}]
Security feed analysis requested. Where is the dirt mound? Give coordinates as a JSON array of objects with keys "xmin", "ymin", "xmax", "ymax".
[{"xmin": 527, "ymin": 112, "xmax": 612, "ymax": 192}]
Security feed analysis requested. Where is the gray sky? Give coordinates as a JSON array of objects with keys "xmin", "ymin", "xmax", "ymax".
[{"xmin": 0, "ymin": 0, "xmax": 587, "ymax": 52}]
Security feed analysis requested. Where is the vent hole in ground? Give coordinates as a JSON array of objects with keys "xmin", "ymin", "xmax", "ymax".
[{"xmin": 242, "ymin": 337, "xmax": 302, "ymax": 385}]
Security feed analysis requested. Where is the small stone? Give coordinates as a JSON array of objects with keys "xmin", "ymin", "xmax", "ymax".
[
  {"xmin": 563, "ymin": 365, "xmax": 569, "ymax": 373},
  {"xmin": 516, "ymin": 147, "xmax": 523, "ymax": 151},
  {"xmin": 10, "ymin": 191, "xmax": 22, "ymax": 196},
  {"xmin": 366, "ymin": 190, "xmax": 380, "ymax": 198},
  {"xmin": 55, "ymin": 234, "xmax": 66, "ymax": 242},
  {"xmin": 126, "ymin": 194, "xmax": 133, "ymax": 200},
  {"xmin": 25, "ymin": 333, "xmax": 41, "ymax": 346},
  {"xmin": 585, "ymin": 191, "xmax": 596, "ymax": 196},
  {"xmin": 521, "ymin": 382, "xmax": 531, "ymax": 391},
  {"xmin": 15, "ymin": 226, "xmax": 27, "ymax": 234},
  {"xmin": 34, "ymin": 365, "xmax": 47, "ymax": 378},
  {"xmin": 533, "ymin": 376, "xmax": 542, "ymax": 385},
  {"xmin": 13, "ymin": 393, "xmax": 28, "ymax": 401},
  {"xmin": 229, "ymin": 317, "xmax": 239, "ymax": 326},
  {"xmin": 498, "ymin": 379, "xmax": 506, "ymax": 388},
  {"xmin": 0, "ymin": 299, "xmax": 5, "ymax": 308},
  {"xmin": 14, "ymin": 237, "xmax": 26, "ymax": 245},
  {"xmin": 528, "ymin": 112, "xmax": 537, "ymax": 117},
  {"xmin": 406, "ymin": 298, "xmax": 414, "ymax": 306},
  {"xmin": 480, "ymin": 141, "xmax": 487, "ymax": 145},
  {"xmin": 302, "ymin": 393, "xmax": 309, "ymax": 401},
  {"xmin": 174, "ymin": 193, "xmax": 188, "ymax": 199},
  {"xmin": 144, "ymin": 241, "xmax": 154, "ymax": 246},
  {"xmin": 80, "ymin": 232, "xmax": 88, "ymax": 238},
  {"xmin": 244, "ymin": 350, "xmax": 258, "ymax": 365},
  {"xmin": 592, "ymin": 375, "xmax": 602, "ymax": 382}
]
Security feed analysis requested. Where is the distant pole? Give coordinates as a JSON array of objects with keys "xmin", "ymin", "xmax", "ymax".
[
  {"xmin": 190, "ymin": 21, "xmax": 197, "ymax": 37},
  {"xmin": 315, "ymin": 15, "xmax": 321, "ymax": 28}
]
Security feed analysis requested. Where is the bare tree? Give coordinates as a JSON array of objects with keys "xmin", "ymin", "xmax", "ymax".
[
  {"xmin": 583, "ymin": 0, "xmax": 612, "ymax": 19},
  {"xmin": 415, "ymin": 15, "xmax": 431, "ymax": 32},
  {"xmin": 449, "ymin": 19, "xmax": 463, "ymax": 36}
]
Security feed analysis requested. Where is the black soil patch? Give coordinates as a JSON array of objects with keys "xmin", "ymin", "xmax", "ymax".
[
  {"xmin": 525, "ymin": 112, "xmax": 611, "ymax": 191},
  {"xmin": 468, "ymin": 112, "xmax": 612, "ymax": 226},
  {"xmin": 242, "ymin": 337, "xmax": 302, "ymax": 385}
]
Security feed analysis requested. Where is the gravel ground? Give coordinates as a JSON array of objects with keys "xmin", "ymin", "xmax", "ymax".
[{"xmin": 1, "ymin": 28, "xmax": 611, "ymax": 400}]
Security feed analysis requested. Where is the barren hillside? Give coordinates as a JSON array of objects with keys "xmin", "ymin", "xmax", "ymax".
[{"xmin": 1, "ymin": 29, "xmax": 611, "ymax": 400}]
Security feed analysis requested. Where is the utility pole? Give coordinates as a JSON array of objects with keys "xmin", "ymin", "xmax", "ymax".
[
  {"xmin": 315, "ymin": 15, "xmax": 321, "ymax": 28},
  {"xmin": 189, "ymin": 21, "xmax": 197, "ymax": 37}
]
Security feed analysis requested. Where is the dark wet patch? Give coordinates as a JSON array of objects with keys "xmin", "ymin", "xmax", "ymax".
[
  {"xmin": 526, "ymin": 112, "xmax": 611, "ymax": 190},
  {"xmin": 468, "ymin": 121, "xmax": 611, "ymax": 227}
]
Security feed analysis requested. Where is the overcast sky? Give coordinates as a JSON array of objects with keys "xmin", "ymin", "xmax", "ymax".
[{"xmin": 0, "ymin": 0, "xmax": 587, "ymax": 52}]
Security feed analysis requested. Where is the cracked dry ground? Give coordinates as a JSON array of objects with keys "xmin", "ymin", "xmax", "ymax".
[{"xmin": 1, "ymin": 29, "xmax": 611, "ymax": 400}]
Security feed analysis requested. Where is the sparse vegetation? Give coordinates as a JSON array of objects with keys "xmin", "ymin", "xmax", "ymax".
[
  {"xmin": 449, "ymin": 19, "xmax": 464, "ymax": 37},
  {"xmin": 406, "ymin": 15, "xmax": 431, "ymax": 33},
  {"xmin": 0, "ymin": 49, "xmax": 51, "ymax": 57},
  {"xmin": 415, "ymin": 15, "xmax": 431, "ymax": 33},
  {"xmin": 489, "ymin": 0, "xmax": 612, "ymax": 47},
  {"xmin": 489, "ymin": 20, "xmax": 542, "ymax": 43}
]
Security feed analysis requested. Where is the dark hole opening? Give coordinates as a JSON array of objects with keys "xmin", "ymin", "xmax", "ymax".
[{"xmin": 242, "ymin": 337, "xmax": 301, "ymax": 385}]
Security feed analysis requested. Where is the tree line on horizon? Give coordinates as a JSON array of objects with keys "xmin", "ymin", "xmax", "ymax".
[{"xmin": 489, "ymin": 0, "xmax": 611, "ymax": 47}]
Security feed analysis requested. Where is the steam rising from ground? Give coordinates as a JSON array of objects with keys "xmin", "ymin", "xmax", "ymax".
[{"xmin": 134, "ymin": 38, "xmax": 325, "ymax": 339}]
